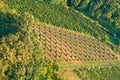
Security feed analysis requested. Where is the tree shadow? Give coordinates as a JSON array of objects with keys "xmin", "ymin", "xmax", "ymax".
[{"xmin": 0, "ymin": 12, "xmax": 20, "ymax": 38}]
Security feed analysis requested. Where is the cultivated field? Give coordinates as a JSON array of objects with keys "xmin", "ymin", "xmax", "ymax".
[{"xmin": 31, "ymin": 25, "xmax": 117, "ymax": 65}]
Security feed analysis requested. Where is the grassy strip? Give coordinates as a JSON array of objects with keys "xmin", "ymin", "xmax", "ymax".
[{"xmin": 74, "ymin": 63, "xmax": 120, "ymax": 80}]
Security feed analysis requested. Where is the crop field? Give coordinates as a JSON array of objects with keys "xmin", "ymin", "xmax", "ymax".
[{"xmin": 31, "ymin": 25, "xmax": 117, "ymax": 65}]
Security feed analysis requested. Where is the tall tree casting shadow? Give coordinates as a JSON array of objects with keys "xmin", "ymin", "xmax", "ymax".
[{"xmin": 0, "ymin": 12, "xmax": 20, "ymax": 38}]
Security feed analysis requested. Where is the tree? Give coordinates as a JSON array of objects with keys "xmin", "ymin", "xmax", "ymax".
[{"xmin": 0, "ymin": 7, "xmax": 61, "ymax": 79}]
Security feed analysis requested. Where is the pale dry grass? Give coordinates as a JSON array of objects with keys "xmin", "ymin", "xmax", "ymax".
[{"xmin": 58, "ymin": 69, "xmax": 81, "ymax": 80}]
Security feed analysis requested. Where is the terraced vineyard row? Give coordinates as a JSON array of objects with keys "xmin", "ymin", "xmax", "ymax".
[{"xmin": 31, "ymin": 25, "xmax": 117, "ymax": 64}]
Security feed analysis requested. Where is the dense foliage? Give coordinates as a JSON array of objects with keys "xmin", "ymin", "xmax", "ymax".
[
  {"xmin": 0, "ymin": 0, "xmax": 120, "ymax": 80},
  {"xmin": 0, "ymin": 2, "xmax": 62, "ymax": 80},
  {"xmin": 67, "ymin": 0, "xmax": 120, "ymax": 28},
  {"xmin": 74, "ymin": 64, "xmax": 120, "ymax": 80},
  {"xmin": 67, "ymin": 0, "xmax": 120, "ymax": 44},
  {"xmin": 4, "ymin": 0, "xmax": 113, "ymax": 44}
]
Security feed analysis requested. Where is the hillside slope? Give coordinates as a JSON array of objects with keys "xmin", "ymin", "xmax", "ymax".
[
  {"xmin": 1, "ymin": 0, "xmax": 120, "ymax": 80},
  {"xmin": 32, "ymin": 25, "xmax": 118, "ymax": 65},
  {"xmin": 67, "ymin": 0, "xmax": 120, "ymax": 45},
  {"xmin": 4, "ymin": 0, "xmax": 113, "ymax": 44},
  {"xmin": 32, "ymin": 24, "xmax": 120, "ymax": 80},
  {"xmin": 67, "ymin": 0, "xmax": 120, "ymax": 28}
]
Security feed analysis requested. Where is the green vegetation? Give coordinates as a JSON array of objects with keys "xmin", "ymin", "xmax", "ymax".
[
  {"xmin": 74, "ymin": 64, "xmax": 120, "ymax": 80},
  {"xmin": 4, "ymin": 0, "xmax": 112, "ymax": 44},
  {"xmin": 0, "ymin": 2, "xmax": 62, "ymax": 80},
  {"xmin": 67, "ymin": 0, "xmax": 120, "ymax": 44},
  {"xmin": 67, "ymin": 0, "xmax": 120, "ymax": 28},
  {"xmin": 0, "ymin": 0, "xmax": 120, "ymax": 80}
]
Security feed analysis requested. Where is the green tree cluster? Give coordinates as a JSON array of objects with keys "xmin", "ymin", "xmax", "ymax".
[{"xmin": 0, "ymin": 1, "xmax": 62, "ymax": 80}]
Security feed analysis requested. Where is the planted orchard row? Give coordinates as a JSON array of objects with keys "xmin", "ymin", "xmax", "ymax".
[{"xmin": 32, "ymin": 25, "xmax": 116, "ymax": 64}]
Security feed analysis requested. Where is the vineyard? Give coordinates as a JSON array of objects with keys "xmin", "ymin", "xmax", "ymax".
[
  {"xmin": 1, "ymin": 0, "xmax": 120, "ymax": 80},
  {"xmin": 31, "ymin": 25, "xmax": 117, "ymax": 65},
  {"xmin": 4, "ymin": 0, "xmax": 113, "ymax": 44}
]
